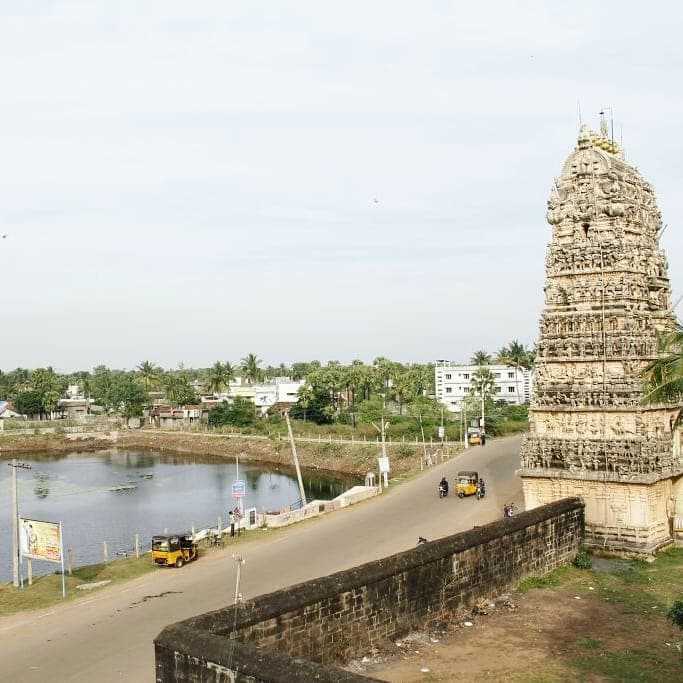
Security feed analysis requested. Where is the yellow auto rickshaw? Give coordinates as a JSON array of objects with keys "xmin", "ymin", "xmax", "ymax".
[
  {"xmin": 151, "ymin": 533, "xmax": 198, "ymax": 568},
  {"xmin": 456, "ymin": 471, "xmax": 479, "ymax": 498}
]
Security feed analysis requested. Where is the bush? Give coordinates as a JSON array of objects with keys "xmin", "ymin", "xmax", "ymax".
[
  {"xmin": 572, "ymin": 551, "xmax": 592, "ymax": 570},
  {"xmin": 668, "ymin": 600, "xmax": 683, "ymax": 631}
]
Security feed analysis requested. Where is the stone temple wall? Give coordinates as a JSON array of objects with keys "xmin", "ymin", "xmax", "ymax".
[{"xmin": 519, "ymin": 122, "xmax": 683, "ymax": 552}]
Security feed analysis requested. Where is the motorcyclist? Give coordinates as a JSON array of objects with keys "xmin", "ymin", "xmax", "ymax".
[
  {"xmin": 439, "ymin": 477, "xmax": 449, "ymax": 497},
  {"xmin": 477, "ymin": 478, "xmax": 486, "ymax": 498}
]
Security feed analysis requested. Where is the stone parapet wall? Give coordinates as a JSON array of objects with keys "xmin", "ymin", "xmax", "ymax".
[{"xmin": 155, "ymin": 498, "xmax": 584, "ymax": 683}]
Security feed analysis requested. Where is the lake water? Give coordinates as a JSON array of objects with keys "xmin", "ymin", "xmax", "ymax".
[{"xmin": 0, "ymin": 448, "xmax": 360, "ymax": 584}]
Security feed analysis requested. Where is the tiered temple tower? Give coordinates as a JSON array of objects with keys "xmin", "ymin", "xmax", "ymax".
[{"xmin": 519, "ymin": 119, "xmax": 682, "ymax": 552}]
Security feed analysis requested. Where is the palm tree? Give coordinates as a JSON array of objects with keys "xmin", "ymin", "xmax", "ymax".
[
  {"xmin": 470, "ymin": 350, "xmax": 492, "ymax": 366},
  {"xmin": 240, "ymin": 353, "xmax": 263, "ymax": 385},
  {"xmin": 471, "ymin": 366, "xmax": 498, "ymax": 433},
  {"xmin": 642, "ymin": 323, "xmax": 683, "ymax": 428},
  {"xmin": 496, "ymin": 340, "xmax": 532, "ymax": 402},
  {"xmin": 392, "ymin": 373, "xmax": 416, "ymax": 415},
  {"xmin": 205, "ymin": 361, "xmax": 235, "ymax": 394},
  {"xmin": 136, "ymin": 361, "xmax": 161, "ymax": 392},
  {"xmin": 297, "ymin": 385, "xmax": 313, "ymax": 422},
  {"xmin": 373, "ymin": 357, "xmax": 398, "ymax": 407}
]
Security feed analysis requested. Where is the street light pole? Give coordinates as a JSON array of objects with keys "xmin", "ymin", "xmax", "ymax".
[
  {"xmin": 481, "ymin": 388, "xmax": 485, "ymax": 435},
  {"xmin": 11, "ymin": 459, "xmax": 19, "ymax": 587}
]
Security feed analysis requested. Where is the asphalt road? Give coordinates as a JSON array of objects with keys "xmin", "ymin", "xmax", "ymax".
[{"xmin": 0, "ymin": 435, "xmax": 523, "ymax": 682}]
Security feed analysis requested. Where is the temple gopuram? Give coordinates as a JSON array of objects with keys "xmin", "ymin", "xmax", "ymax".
[{"xmin": 519, "ymin": 118, "xmax": 682, "ymax": 552}]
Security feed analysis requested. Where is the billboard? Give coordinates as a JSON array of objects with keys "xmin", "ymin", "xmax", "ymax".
[{"xmin": 19, "ymin": 518, "xmax": 62, "ymax": 563}]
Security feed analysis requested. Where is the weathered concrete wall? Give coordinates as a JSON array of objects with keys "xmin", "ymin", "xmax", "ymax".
[{"xmin": 155, "ymin": 498, "xmax": 584, "ymax": 683}]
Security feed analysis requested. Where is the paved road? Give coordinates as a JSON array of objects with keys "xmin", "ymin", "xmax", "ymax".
[{"xmin": 0, "ymin": 435, "xmax": 523, "ymax": 682}]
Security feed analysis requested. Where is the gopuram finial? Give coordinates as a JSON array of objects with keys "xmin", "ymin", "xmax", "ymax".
[{"xmin": 599, "ymin": 110, "xmax": 609, "ymax": 139}]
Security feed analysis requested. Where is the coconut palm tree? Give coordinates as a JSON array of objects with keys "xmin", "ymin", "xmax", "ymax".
[
  {"xmin": 240, "ymin": 353, "xmax": 263, "ymax": 385},
  {"xmin": 136, "ymin": 360, "xmax": 161, "ymax": 392},
  {"xmin": 496, "ymin": 340, "xmax": 532, "ymax": 402},
  {"xmin": 642, "ymin": 323, "xmax": 683, "ymax": 428},
  {"xmin": 205, "ymin": 361, "xmax": 235, "ymax": 394},
  {"xmin": 470, "ymin": 350, "xmax": 492, "ymax": 366}
]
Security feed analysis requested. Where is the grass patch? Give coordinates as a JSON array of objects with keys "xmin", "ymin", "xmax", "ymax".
[
  {"xmin": 515, "ymin": 547, "xmax": 683, "ymax": 681},
  {"xmin": 518, "ymin": 566, "xmax": 570, "ymax": 592},
  {"xmin": 0, "ymin": 553, "xmax": 158, "ymax": 616},
  {"xmin": 0, "ymin": 528, "xmax": 264, "ymax": 617},
  {"xmin": 568, "ymin": 646, "xmax": 680, "ymax": 681},
  {"xmin": 575, "ymin": 635, "xmax": 604, "ymax": 650}
]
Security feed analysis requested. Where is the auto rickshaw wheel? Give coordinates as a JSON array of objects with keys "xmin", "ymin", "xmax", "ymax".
[
  {"xmin": 458, "ymin": 492, "xmax": 465, "ymax": 498},
  {"xmin": 175, "ymin": 556, "xmax": 184, "ymax": 568}
]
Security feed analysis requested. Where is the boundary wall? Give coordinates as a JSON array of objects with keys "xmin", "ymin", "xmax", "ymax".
[{"xmin": 155, "ymin": 497, "xmax": 584, "ymax": 683}]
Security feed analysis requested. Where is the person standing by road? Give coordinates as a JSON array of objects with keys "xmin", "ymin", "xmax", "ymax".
[
  {"xmin": 480, "ymin": 432, "xmax": 486, "ymax": 446},
  {"xmin": 228, "ymin": 510, "xmax": 235, "ymax": 537},
  {"xmin": 233, "ymin": 506, "xmax": 242, "ymax": 536}
]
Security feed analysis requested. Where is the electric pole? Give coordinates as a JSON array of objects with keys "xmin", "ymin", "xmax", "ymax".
[
  {"xmin": 9, "ymin": 460, "xmax": 31, "ymax": 588},
  {"xmin": 285, "ymin": 412, "xmax": 307, "ymax": 506}
]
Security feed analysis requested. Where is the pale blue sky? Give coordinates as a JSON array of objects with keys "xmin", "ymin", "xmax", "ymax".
[{"xmin": 1, "ymin": 2, "xmax": 681, "ymax": 372}]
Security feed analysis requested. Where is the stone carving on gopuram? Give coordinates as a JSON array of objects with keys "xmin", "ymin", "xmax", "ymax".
[{"xmin": 519, "ymin": 117, "xmax": 683, "ymax": 552}]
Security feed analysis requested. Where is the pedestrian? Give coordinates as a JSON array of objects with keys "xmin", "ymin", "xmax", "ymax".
[
  {"xmin": 233, "ymin": 506, "xmax": 242, "ymax": 536},
  {"xmin": 228, "ymin": 510, "xmax": 235, "ymax": 537},
  {"xmin": 480, "ymin": 432, "xmax": 486, "ymax": 446}
]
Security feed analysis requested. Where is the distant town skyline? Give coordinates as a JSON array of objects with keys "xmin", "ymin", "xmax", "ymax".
[{"xmin": 1, "ymin": 3, "xmax": 681, "ymax": 373}]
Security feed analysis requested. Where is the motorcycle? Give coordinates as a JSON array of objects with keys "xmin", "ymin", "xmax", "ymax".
[
  {"xmin": 476, "ymin": 483, "xmax": 486, "ymax": 500},
  {"xmin": 438, "ymin": 482, "xmax": 449, "ymax": 498},
  {"xmin": 504, "ymin": 503, "xmax": 516, "ymax": 518}
]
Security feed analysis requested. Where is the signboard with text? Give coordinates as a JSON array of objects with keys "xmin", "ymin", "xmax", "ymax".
[
  {"xmin": 232, "ymin": 479, "xmax": 246, "ymax": 498},
  {"xmin": 19, "ymin": 518, "xmax": 62, "ymax": 563}
]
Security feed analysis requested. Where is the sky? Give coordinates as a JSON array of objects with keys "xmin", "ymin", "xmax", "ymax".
[{"xmin": 1, "ymin": 2, "xmax": 682, "ymax": 373}]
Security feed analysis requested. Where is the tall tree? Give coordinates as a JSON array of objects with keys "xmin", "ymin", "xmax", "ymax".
[
  {"xmin": 471, "ymin": 366, "xmax": 497, "ymax": 397},
  {"xmin": 163, "ymin": 374, "xmax": 198, "ymax": 408},
  {"xmin": 296, "ymin": 385, "xmax": 313, "ymax": 422},
  {"xmin": 496, "ymin": 340, "xmax": 532, "ymax": 402},
  {"xmin": 642, "ymin": 323, "xmax": 683, "ymax": 428},
  {"xmin": 392, "ymin": 373, "xmax": 417, "ymax": 415},
  {"xmin": 136, "ymin": 360, "xmax": 161, "ymax": 391},
  {"xmin": 470, "ymin": 350, "xmax": 492, "ymax": 366},
  {"xmin": 109, "ymin": 375, "xmax": 149, "ymax": 418},
  {"xmin": 205, "ymin": 361, "xmax": 235, "ymax": 394},
  {"xmin": 240, "ymin": 353, "xmax": 263, "ymax": 384},
  {"xmin": 14, "ymin": 390, "xmax": 44, "ymax": 418},
  {"xmin": 42, "ymin": 390, "xmax": 61, "ymax": 420}
]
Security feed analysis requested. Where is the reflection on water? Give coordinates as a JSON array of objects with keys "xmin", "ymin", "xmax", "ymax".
[{"xmin": 0, "ymin": 449, "xmax": 360, "ymax": 584}]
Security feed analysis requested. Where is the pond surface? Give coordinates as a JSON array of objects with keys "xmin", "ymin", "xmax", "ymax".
[{"xmin": 0, "ymin": 449, "xmax": 360, "ymax": 584}]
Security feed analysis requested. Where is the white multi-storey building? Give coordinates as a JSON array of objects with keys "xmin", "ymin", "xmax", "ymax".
[{"xmin": 434, "ymin": 361, "xmax": 532, "ymax": 412}]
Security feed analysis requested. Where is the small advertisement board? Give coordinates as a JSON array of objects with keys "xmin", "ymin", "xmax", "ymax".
[
  {"xmin": 19, "ymin": 518, "xmax": 62, "ymax": 563},
  {"xmin": 232, "ymin": 479, "xmax": 246, "ymax": 498}
]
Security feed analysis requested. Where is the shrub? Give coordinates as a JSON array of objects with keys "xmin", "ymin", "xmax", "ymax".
[
  {"xmin": 572, "ymin": 551, "xmax": 592, "ymax": 570},
  {"xmin": 668, "ymin": 600, "xmax": 683, "ymax": 631}
]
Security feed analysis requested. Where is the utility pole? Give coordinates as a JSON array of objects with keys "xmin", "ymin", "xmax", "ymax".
[
  {"xmin": 9, "ymin": 460, "xmax": 31, "ymax": 588},
  {"xmin": 464, "ymin": 401, "xmax": 469, "ymax": 448},
  {"xmin": 233, "ymin": 554, "xmax": 245, "ymax": 604},
  {"xmin": 372, "ymin": 415, "xmax": 390, "ymax": 489},
  {"xmin": 285, "ymin": 412, "xmax": 307, "ymax": 506},
  {"xmin": 480, "ymin": 388, "xmax": 485, "ymax": 435}
]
